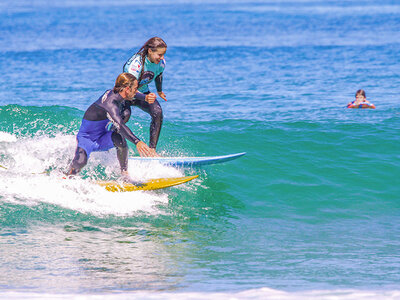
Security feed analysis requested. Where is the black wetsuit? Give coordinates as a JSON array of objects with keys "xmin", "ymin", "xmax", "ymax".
[
  {"xmin": 69, "ymin": 90, "xmax": 143, "ymax": 174},
  {"xmin": 119, "ymin": 95, "xmax": 163, "ymax": 149}
]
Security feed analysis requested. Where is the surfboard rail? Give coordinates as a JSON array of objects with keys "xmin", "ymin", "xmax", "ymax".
[
  {"xmin": 96, "ymin": 175, "xmax": 198, "ymax": 192},
  {"xmin": 128, "ymin": 152, "xmax": 246, "ymax": 167}
]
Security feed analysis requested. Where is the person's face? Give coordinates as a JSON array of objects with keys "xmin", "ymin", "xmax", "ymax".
[
  {"xmin": 125, "ymin": 81, "xmax": 138, "ymax": 100},
  {"xmin": 356, "ymin": 94, "xmax": 366, "ymax": 102},
  {"xmin": 148, "ymin": 47, "xmax": 166, "ymax": 64}
]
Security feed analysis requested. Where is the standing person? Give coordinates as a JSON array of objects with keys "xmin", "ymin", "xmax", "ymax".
[
  {"xmin": 122, "ymin": 37, "xmax": 167, "ymax": 153},
  {"xmin": 67, "ymin": 73, "xmax": 155, "ymax": 180}
]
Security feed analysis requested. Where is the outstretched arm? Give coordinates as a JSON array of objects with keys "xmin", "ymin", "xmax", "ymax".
[
  {"xmin": 106, "ymin": 107, "xmax": 141, "ymax": 145},
  {"xmin": 107, "ymin": 106, "xmax": 157, "ymax": 156}
]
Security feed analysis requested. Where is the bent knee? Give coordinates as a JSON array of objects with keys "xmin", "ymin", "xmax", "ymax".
[{"xmin": 150, "ymin": 102, "xmax": 163, "ymax": 120}]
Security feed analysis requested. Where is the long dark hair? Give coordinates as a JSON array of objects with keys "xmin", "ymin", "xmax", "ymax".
[{"xmin": 135, "ymin": 37, "xmax": 167, "ymax": 84}]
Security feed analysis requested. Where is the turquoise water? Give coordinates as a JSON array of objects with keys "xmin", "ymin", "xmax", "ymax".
[{"xmin": 1, "ymin": 1, "xmax": 400, "ymax": 299}]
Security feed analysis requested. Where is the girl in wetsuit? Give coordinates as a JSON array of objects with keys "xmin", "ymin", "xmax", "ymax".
[
  {"xmin": 67, "ymin": 73, "xmax": 155, "ymax": 179},
  {"xmin": 122, "ymin": 37, "xmax": 167, "ymax": 151},
  {"xmin": 347, "ymin": 89, "xmax": 376, "ymax": 109}
]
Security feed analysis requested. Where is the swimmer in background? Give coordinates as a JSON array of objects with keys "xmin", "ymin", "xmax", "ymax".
[{"xmin": 347, "ymin": 89, "xmax": 376, "ymax": 109}]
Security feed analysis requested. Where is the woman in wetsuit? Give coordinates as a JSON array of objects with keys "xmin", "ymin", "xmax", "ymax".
[
  {"xmin": 67, "ymin": 73, "xmax": 155, "ymax": 179},
  {"xmin": 122, "ymin": 37, "xmax": 167, "ymax": 151}
]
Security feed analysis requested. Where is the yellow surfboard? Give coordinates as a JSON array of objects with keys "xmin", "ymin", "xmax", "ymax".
[{"xmin": 96, "ymin": 175, "xmax": 198, "ymax": 192}]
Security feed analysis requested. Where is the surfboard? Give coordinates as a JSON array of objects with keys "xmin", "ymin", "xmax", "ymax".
[
  {"xmin": 128, "ymin": 152, "xmax": 246, "ymax": 167},
  {"xmin": 96, "ymin": 175, "xmax": 198, "ymax": 192}
]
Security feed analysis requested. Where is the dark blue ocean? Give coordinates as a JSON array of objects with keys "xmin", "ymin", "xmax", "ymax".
[{"xmin": 1, "ymin": 0, "xmax": 400, "ymax": 299}]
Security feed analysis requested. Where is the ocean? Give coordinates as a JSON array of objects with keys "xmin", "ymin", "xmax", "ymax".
[{"xmin": 1, "ymin": 0, "xmax": 400, "ymax": 299}]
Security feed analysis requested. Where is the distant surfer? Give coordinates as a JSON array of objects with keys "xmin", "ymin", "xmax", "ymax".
[
  {"xmin": 67, "ymin": 73, "xmax": 155, "ymax": 180},
  {"xmin": 347, "ymin": 89, "xmax": 376, "ymax": 109},
  {"xmin": 122, "ymin": 37, "xmax": 167, "ymax": 153}
]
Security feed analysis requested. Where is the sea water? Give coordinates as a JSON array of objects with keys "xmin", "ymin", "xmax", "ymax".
[{"xmin": 0, "ymin": 0, "xmax": 400, "ymax": 299}]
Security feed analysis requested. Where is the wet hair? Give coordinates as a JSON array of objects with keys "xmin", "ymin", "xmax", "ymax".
[
  {"xmin": 355, "ymin": 89, "xmax": 366, "ymax": 98},
  {"xmin": 135, "ymin": 37, "xmax": 167, "ymax": 84},
  {"xmin": 113, "ymin": 73, "xmax": 137, "ymax": 93}
]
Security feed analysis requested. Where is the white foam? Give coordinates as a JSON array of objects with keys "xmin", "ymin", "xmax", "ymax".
[
  {"xmin": 0, "ymin": 131, "xmax": 17, "ymax": 142},
  {"xmin": 0, "ymin": 174, "xmax": 170, "ymax": 216},
  {"xmin": 0, "ymin": 134, "xmax": 197, "ymax": 216},
  {"xmin": 0, "ymin": 288, "xmax": 399, "ymax": 300}
]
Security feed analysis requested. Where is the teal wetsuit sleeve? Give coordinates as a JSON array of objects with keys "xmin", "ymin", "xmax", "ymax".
[{"xmin": 124, "ymin": 54, "xmax": 142, "ymax": 79}]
